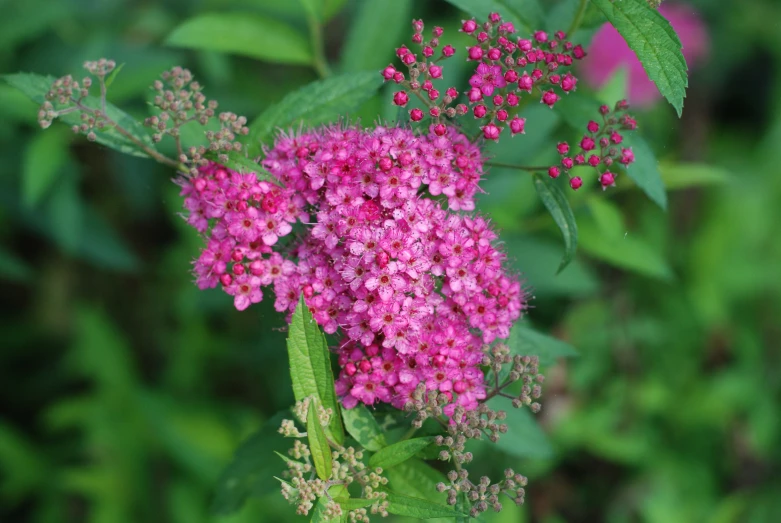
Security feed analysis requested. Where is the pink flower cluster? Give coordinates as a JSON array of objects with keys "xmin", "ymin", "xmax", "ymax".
[
  {"xmin": 179, "ymin": 163, "xmax": 306, "ymax": 310},
  {"xmin": 384, "ymin": 14, "xmax": 586, "ymax": 142},
  {"xmin": 548, "ymin": 100, "xmax": 638, "ymax": 191},
  {"xmin": 179, "ymin": 124, "xmax": 526, "ymax": 413}
]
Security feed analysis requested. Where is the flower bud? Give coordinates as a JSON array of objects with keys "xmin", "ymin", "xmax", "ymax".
[
  {"xmin": 461, "ymin": 19, "xmax": 477, "ymax": 34},
  {"xmin": 392, "ymin": 91, "xmax": 409, "ymax": 107},
  {"xmin": 541, "ymin": 90, "xmax": 559, "ymax": 107},
  {"xmin": 381, "ymin": 65, "xmax": 396, "ymax": 80},
  {"xmin": 599, "ymin": 172, "xmax": 615, "ymax": 188},
  {"xmin": 482, "ymin": 123, "xmax": 501, "ymax": 141}
]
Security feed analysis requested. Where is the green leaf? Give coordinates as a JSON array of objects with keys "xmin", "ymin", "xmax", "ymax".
[
  {"xmin": 502, "ymin": 235, "xmax": 599, "ymax": 298},
  {"xmin": 5, "ymin": 73, "xmax": 156, "ymax": 159},
  {"xmin": 311, "ymin": 484, "xmax": 349, "ymax": 522},
  {"xmin": 104, "ymin": 63, "xmax": 125, "ymax": 88},
  {"xmin": 579, "ymin": 199, "xmax": 673, "ymax": 280},
  {"xmin": 368, "ymin": 437, "xmax": 434, "ymax": 470},
  {"xmin": 579, "ymin": 225, "xmax": 673, "ymax": 280},
  {"xmin": 533, "ymin": 174, "xmax": 578, "ymax": 274},
  {"xmin": 23, "ymin": 126, "xmax": 70, "ymax": 206},
  {"xmin": 333, "ymin": 497, "xmax": 374, "ymax": 510},
  {"xmin": 490, "ymin": 397, "xmax": 553, "ymax": 459},
  {"xmin": 443, "ymin": 0, "xmax": 542, "ymax": 34},
  {"xmin": 249, "ymin": 71, "xmax": 383, "ymax": 151},
  {"xmin": 165, "ymin": 13, "xmax": 312, "ymax": 66},
  {"xmin": 383, "ymin": 458, "xmax": 448, "ymax": 500},
  {"xmin": 211, "ymin": 411, "xmax": 291, "ymax": 515},
  {"xmin": 659, "ymin": 163, "xmax": 731, "ymax": 190},
  {"xmin": 509, "ymin": 324, "xmax": 578, "ymax": 367},
  {"xmin": 414, "ymin": 442, "xmax": 442, "ymax": 460},
  {"xmin": 545, "ymin": 0, "xmax": 606, "ymax": 34},
  {"xmin": 249, "ymin": 0, "xmax": 346, "ymax": 21},
  {"xmin": 341, "ymin": 405, "xmax": 387, "ymax": 451},
  {"xmin": 0, "ymin": 84, "xmax": 37, "ymax": 123},
  {"xmin": 339, "ymin": 0, "xmax": 413, "ymax": 72},
  {"xmin": 590, "ymin": 0, "xmax": 688, "ymax": 116},
  {"xmin": 298, "ymin": 0, "xmax": 323, "ymax": 21},
  {"xmin": 203, "ymin": 151, "xmax": 276, "ymax": 182},
  {"xmin": 383, "ymin": 491, "xmax": 467, "ymax": 519},
  {"xmin": 621, "ymin": 134, "xmax": 667, "ymax": 210},
  {"xmin": 307, "ymin": 398, "xmax": 334, "ymax": 481},
  {"xmin": 287, "ymin": 297, "xmax": 345, "ymax": 445},
  {"xmin": 323, "ymin": 0, "xmax": 348, "ymax": 19}
]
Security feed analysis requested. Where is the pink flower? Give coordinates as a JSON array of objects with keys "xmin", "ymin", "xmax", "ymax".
[
  {"xmin": 468, "ymin": 63, "xmax": 507, "ymax": 97},
  {"xmin": 580, "ymin": 2, "xmax": 709, "ymax": 107},
  {"xmin": 226, "ymin": 274, "xmax": 263, "ymax": 311}
]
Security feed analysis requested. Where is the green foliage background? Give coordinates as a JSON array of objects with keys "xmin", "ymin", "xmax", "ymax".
[{"xmin": 1, "ymin": 0, "xmax": 779, "ymax": 521}]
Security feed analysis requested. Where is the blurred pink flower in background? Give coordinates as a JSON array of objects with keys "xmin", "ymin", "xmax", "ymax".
[{"xmin": 580, "ymin": 3, "xmax": 709, "ymax": 107}]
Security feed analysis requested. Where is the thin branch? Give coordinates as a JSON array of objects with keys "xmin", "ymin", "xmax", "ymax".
[
  {"xmin": 72, "ymin": 98, "xmax": 181, "ymax": 169},
  {"xmin": 99, "ymin": 75, "xmax": 107, "ymax": 115},
  {"xmin": 400, "ymin": 425, "xmax": 419, "ymax": 441},
  {"xmin": 308, "ymin": 14, "xmax": 331, "ymax": 79},
  {"xmin": 484, "ymin": 161, "xmax": 547, "ymax": 172},
  {"xmin": 567, "ymin": 0, "xmax": 590, "ymax": 37}
]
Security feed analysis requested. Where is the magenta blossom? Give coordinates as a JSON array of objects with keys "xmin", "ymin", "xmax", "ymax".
[
  {"xmin": 580, "ymin": 3, "xmax": 709, "ymax": 107},
  {"xmin": 178, "ymin": 123, "xmax": 528, "ymax": 415},
  {"xmin": 468, "ymin": 63, "xmax": 507, "ymax": 97}
]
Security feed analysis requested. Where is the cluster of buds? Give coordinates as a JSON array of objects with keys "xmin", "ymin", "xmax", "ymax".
[
  {"xmin": 549, "ymin": 99, "xmax": 638, "ymax": 190},
  {"xmin": 278, "ymin": 399, "xmax": 389, "ymax": 521},
  {"xmin": 406, "ymin": 346, "xmax": 543, "ymax": 429},
  {"xmin": 438, "ymin": 467, "xmax": 528, "ymax": 517},
  {"xmin": 401, "ymin": 345, "xmax": 543, "ymax": 516},
  {"xmin": 144, "ymin": 66, "xmax": 249, "ymax": 174},
  {"xmin": 384, "ymin": 14, "xmax": 587, "ymax": 142},
  {"xmin": 37, "ymin": 60, "xmax": 252, "ymax": 174},
  {"xmin": 37, "ymin": 59, "xmax": 117, "ymax": 140}
]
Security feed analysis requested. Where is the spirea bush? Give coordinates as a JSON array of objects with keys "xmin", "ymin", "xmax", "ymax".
[{"xmin": 8, "ymin": 0, "xmax": 689, "ymax": 520}]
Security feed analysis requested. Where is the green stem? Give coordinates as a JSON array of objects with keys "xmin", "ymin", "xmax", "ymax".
[
  {"xmin": 567, "ymin": 0, "xmax": 589, "ymax": 37},
  {"xmin": 484, "ymin": 161, "xmax": 547, "ymax": 172},
  {"xmin": 308, "ymin": 15, "xmax": 331, "ymax": 79},
  {"xmin": 72, "ymin": 99, "xmax": 181, "ymax": 169},
  {"xmin": 400, "ymin": 425, "xmax": 418, "ymax": 441}
]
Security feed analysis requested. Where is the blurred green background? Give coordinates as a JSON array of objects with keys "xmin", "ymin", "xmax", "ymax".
[{"xmin": 2, "ymin": 0, "xmax": 780, "ymax": 522}]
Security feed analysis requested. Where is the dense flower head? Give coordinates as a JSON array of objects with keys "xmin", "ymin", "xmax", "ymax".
[
  {"xmin": 178, "ymin": 123, "xmax": 527, "ymax": 414},
  {"xmin": 385, "ymin": 13, "xmax": 586, "ymax": 137}
]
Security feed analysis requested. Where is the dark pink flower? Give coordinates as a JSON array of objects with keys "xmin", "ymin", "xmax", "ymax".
[{"xmin": 468, "ymin": 63, "xmax": 507, "ymax": 97}]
